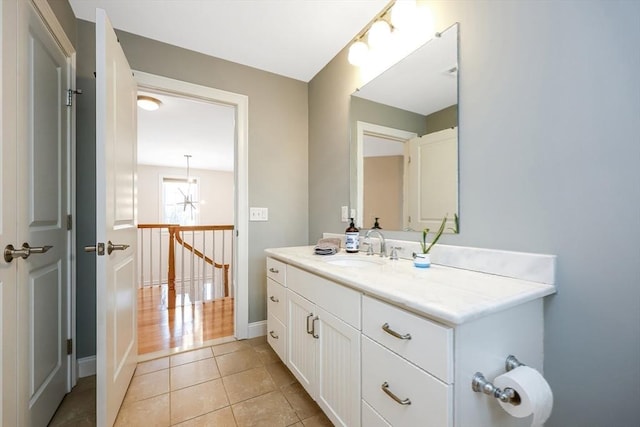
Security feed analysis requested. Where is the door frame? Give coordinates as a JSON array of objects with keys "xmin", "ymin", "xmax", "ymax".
[
  {"xmin": 355, "ymin": 121, "xmax": 417, "ymax": 229},
  {"xmin": 29, "ymin": 0, "xmax": 78, "ymax": 389},
  {"xmin": 133, "ymin": 71, "xmax": 249, "ymax": 339}
]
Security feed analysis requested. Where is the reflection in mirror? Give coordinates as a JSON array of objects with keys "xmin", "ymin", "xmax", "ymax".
[{"xmin": 350, "ymin": 23, "xmax": 459, "ymax": 233}]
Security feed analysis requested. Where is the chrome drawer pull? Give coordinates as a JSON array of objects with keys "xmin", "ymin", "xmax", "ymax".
[
  {"xmin": 312, "ymin": 316, "xmax": 319, "ymax": 339},
  {"xmin": 382, "ymin": 323, "xmax": 412, "ymax": 340},
  {"xmin": 269, "ymin": 267, "xmax": 279, "ymax": 273},
  {"xmin": 269, "ymin": 296, "xmax": 279, "ymax": 303},
  {"xmin": 306, "ymin": 313, "xmax": 314, "ymax": 334},
  {"xmin": 381, "ymin": 382, "xmax": 411, "ymax": 405},
  {"xmin": 269, "ymin": 330, "xmax": 279, "ymax": 339}
]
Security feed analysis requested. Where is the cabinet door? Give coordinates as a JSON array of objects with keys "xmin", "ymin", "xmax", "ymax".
[
  {"xmin": 317, "ymin": 307, "xmax": 361, "ymax": 427},
  {"xmin": 286, "ymin": 289, "xmax": 316, "ymax": 396}
]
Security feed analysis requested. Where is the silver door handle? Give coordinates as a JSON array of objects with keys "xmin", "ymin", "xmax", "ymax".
[
  {"xmin": 4, "ymin": 243, "xmax": 53, "ymax": 263},
  {"xmin": 84, "ymin": 242, "xmax": 105, "ymax": 255},
  {"xmin": 107, "ymin": 241, "xmax": 129, "ymax": 255}
]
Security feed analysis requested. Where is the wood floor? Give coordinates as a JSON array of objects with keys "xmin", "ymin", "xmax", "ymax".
[{"xmin": 137, "ymin": 285, "xmax": 234, "ymax": 354}]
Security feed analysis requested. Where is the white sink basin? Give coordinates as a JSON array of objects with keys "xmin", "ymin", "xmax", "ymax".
[{"xmin": 323, "ymin": 257, "xmax": 382, "ymax": 268}]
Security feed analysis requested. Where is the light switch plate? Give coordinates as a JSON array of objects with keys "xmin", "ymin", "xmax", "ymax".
[
  {"xmin": 341, "ymin": 206, "xmax": 349, "ymax": 222},
  {"xmin": 250, "ymin": 207, "xmax": 268, "ymax": 221}
]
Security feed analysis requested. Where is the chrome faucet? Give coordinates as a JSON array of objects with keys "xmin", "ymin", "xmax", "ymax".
[{"xmin": 364, "ymin": 229, "xmax": 386, "ymax": 257}]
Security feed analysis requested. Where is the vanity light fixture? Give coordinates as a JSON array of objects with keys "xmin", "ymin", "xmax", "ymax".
[
  {"xmin": 347, "ymin": 0, "xmax": 421, "ymax": 67},
  {"xmin": 137, "ymin": 95, "xmax": 162, "ymax": 111}
]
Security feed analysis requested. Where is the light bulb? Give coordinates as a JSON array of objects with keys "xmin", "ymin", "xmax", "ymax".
[
  {"xmin": 348, "ymin": 40, "xmax": 369, "ymax": 66},
  {"xmin": 368, "ymin": 20, "xmax": 391, "ymax": 49},
  {"xmin": 391, "ymin": 0, "xmax": 417, "ymax": 30}
]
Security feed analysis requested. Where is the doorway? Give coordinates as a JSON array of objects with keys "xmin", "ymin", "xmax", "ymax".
[{"xmin": 134, "ymin": 72, "xmax": 249, "ymax": 354}]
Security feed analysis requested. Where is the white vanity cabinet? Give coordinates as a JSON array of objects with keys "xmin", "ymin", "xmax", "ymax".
[
  {"xmin": 265, "ymin": 247, "xmax": 555, "ymax": 427},
  {"xmin": 266, "ymin": 258, "xmax": 287, "ymax": 361},
  {"xmin": 285, "ymin": 265, "xmax": 361, "ymax": 427},
  {"xmin": 361, "ymin": 296, "xmax": 453, "ymax": 427}
]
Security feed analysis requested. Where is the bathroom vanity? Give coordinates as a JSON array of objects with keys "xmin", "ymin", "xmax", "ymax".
[{"xmin": 265, "ymin": 245, "xmax": 556, "ymax": 427}]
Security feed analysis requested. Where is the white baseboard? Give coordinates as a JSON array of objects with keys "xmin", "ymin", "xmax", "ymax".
[
  {"xmin": 247, "ymin": 320, "xmax": 267, "ymax": 339},
  {"xmin": 77, "ymin": 355, "xmax": 96, "ymax": 378}
]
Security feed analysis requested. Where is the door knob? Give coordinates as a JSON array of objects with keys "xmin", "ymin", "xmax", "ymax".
[
  {"xmin": 84, "ymin": 242, "xmax": 105, "ymax": 255},
  {"xmin": 107, "ymin": 241, "xmax": 129, "ymax": 255},
  {"xmin": 4, "ymin": 243, "xmax": 53, "ymax": 263}
]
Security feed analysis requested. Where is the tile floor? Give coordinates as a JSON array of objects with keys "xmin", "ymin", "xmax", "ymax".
[{"xmin": 49, "ymin": 336, "xmax": 333, "ymax": 426}]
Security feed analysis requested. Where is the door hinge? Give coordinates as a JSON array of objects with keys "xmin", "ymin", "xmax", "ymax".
[
  {"xmin": 66, "ymin": 214, "xmax": 72, "ymax": 230},
  {"xmin": 66, "ymin": 339, "xmax": 73, "ymax": 355},
  {"xmin": 66, "ymin": 89, "xmax": 83, "ymax": 107}
]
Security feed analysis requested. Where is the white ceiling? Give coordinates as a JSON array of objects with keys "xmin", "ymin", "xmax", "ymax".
[
  {"xmin": 69, "ymin": 0, "xmax": 390, "ymax": 171},
  {"xmin": 137, "ymin": 90, "xmax": 235, "ymax": 171},
  {"xmin": 68, "ymin": 0, "xmax": 389, "ymax": 82}
]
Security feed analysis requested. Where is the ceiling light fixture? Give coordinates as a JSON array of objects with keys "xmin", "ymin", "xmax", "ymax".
[{"xmin": 137, "ymin": 95, "xmax": 162, "ymax": 111}]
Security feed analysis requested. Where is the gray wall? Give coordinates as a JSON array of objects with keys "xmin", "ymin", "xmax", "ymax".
[
  {"xmin": 309, "ymin": 1, "xmax": 640, "ymax": 425},
  {"xmin": 75, "ymin": 19, "xmax": 309, "ymax": 357}
]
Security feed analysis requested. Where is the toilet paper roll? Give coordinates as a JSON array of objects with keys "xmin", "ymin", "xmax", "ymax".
[{"xmin": 493, "ymin": 366, "xmax": 553, "ymax": 426}]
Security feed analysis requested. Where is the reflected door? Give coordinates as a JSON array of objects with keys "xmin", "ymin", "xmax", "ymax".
[{"xmin": 407, "ymin": 127, "xmax": 458, "ymax": 231}]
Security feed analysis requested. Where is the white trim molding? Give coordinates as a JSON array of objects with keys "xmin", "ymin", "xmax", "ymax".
[{"xmin": 77, "ymin": 356, "xmax": 97, "ymax": 378}]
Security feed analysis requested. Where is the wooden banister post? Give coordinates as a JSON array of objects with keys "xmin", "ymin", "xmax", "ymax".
[
  {"xmin": 168, "ymin": 226, "xmax": 176, "ymax": 308},
  {"xmin": 224, "ymin": 264, "xmax": 230, "ymax": 297}
]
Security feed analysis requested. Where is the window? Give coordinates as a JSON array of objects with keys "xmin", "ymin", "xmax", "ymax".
[{"xmin": 162, "ymin": 176, "xmax": 199, "ymax": 225}]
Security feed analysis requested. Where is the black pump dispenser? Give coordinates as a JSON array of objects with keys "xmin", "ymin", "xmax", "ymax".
[
  {"xmin": 372, "ymin": 217, "xmax": 382, "ymax": 229},
  {"xmin": 345, "ymin": 218, "xmax": 359, "ymax": 253}
]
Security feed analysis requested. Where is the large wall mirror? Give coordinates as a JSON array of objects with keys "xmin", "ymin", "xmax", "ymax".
[{"xmin": 350, "ymin": 23, "xmax": 459, "ymax": 233}]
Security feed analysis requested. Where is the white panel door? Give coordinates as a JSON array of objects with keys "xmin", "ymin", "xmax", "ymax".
[
  {"xmin": 407, "ymin": 127, "xmax": 458, "ymax": 232},
  {"xmin": 1, "ymin": 0, "xmax": 19, "ymax": 424},
  {"xmin": 95, "ymin": 9, "xmax": 138, "ymax": 427},
  {"xmin": 16, "ymin": 2, "xmax": 70, "ymax": 426}
]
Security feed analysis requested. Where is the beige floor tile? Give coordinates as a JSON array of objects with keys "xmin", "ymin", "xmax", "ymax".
[
  {"xmin": 301, "ymin": 412, "xmax": 334, "ymax": 427},
  {"xmin": 253, "ymin": 343, "xmax": 280, "ymax": 365},
  {"xmin": 212, "ymin": 340, "xmax": 251, "ymax": 356},
  {"xmin": 265, "ymin": 361, "xmax": 297, "ymax": 389},
  {"xmin": 222, "ymin": 366, "xmax": 276, "ymax": 404},
  {"xmin": 48, "ymin": 384, "xmax": 96, "ymax": 426},
  {"xmin": 246, "ymin": 336, "xmax": 267, "ymax": 347},
  {"xmin": 114, "ymin": 393, "xmax": 170, "ymax": 427},
  {"xmin": 216, "ymin": 348, "xmax": 263, "ymax": 376},
  {"xmin": 135, "ymin": 356, "xmax": 169, "ymax": 376},
  {"xmin": 123, "ymin": 369, "xmax": 169, "ymax": 404},
  {"xmin": 171, "ymin": 357, "xmax": 221, "ymax": 390},
  {"xmin": 281, "ymin": 382, "xmax": 322, "ymax": 420},
  {"xmin": 170, "ymin": 347, "xmax": 214, "ymax": 367},
  {"xmin": 232, "ymin": 390, "xmax": 299, "ymax": 427},
  {"xmin": 288, "ymin": 423, "xmax": 304, "ymax": 427},
  {"xmin": 173, "ymin": 406, "xmax": 237, "ymax": 427},
  {"xmin": 170, "ymin": 378, "xmax": 229, "ymax": 425}
]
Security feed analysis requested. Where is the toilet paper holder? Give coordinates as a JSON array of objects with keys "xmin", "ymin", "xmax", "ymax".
[{"xmin": 471, "ymin": 355, "xmax": 525, "ymax": 406}]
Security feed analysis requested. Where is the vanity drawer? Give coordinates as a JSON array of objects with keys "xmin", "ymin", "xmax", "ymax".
[
  {"xmin": 362, "ymin": 400, "xmax": 391, "ymax": 427},
  {"xmin": 287, "ymin": 266, "xmax": 361, "ymax": 329},
  {"xmin": 267, "ymin": 313, "xmax": 286, "ymax": 362},
  {"xmin": 362, "ymin": 337, "xmax": 452, "ymax": 427},
  {"xmin": 267, "ymin": 278, "xmax": 286, "ymax": 323},
  {"xmin": 362, "ymin": 295, "xmax": 453, "ymax": 383},
  {"xmin": 266, "ymin": 257, "xmax": 286, "ymax": 285}
]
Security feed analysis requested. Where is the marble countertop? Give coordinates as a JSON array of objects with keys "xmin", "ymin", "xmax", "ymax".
[{"xmin": 265, "ymin": 246, "xmax": 556, "ymax": 326}]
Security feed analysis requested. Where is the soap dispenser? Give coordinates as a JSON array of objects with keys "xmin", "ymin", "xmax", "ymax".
[{"xmin": 345, "ymin": 218, "xmax": 360, "ymax": 253}]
